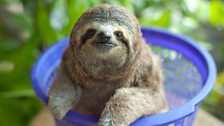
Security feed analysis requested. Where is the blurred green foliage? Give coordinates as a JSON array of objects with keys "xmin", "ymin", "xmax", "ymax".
[{"xmin": 0, "ymin": 0, "xmax": 224, "ymax": 125}]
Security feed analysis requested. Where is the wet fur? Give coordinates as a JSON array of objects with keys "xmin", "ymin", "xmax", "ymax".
[{"xmin": 48, "ymin": 4, "xmax": 167, "ymax": 126}]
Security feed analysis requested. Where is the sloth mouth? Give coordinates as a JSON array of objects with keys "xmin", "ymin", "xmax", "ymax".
[{"xmin": 93, "ymin": 41, "xmax": 117, "ymax": 49}]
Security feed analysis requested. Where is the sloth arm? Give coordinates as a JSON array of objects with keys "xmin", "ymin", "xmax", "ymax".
[
  {"xmin": 98, "ymin": 87, "xmax": 167, "ymax": 126},
  {"xmin": 98, "ymin": 48, "xmax": 167, "ymax": 126},
  {"xmin": 48, "ymin": 66, "xmax": 81, "ymax": 119}
]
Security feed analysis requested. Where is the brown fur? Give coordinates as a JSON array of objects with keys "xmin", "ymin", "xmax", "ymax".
[{"xmin": 48, "ymin": 4, "xmax": 167, "ymax": 126}]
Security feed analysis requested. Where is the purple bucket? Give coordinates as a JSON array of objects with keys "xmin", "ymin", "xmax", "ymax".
[{"xmin": 31, "ymin": 27, "xmax": 216, "ymax": 126}]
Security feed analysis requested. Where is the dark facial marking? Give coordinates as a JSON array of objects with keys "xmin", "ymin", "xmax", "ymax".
[
  {"xmin": 86, "ymin": 29, "xmax": 97, "ymax": 39},
  {"xmin": 119, "ymin": 33, "xmax": 129, "ymax": 49},
  {"xmin": 81, "ymin": 29, "xmax": 96, "ymax": 47}
]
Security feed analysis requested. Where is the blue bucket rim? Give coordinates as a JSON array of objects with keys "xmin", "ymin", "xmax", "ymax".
[{"xmin": 31, "ymin": 27, "xmax": 216, "ymax": 125}]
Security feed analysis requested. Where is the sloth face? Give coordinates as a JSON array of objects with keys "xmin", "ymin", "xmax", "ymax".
[{"xmin": 76, "ymin": 22, "xmax": 133, "ymax": 75}]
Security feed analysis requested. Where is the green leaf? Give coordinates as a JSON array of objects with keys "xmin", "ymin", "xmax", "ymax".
[
  {"xmin": 0, "ymin": 34, "xmax": 40, "ymax": 89},
  {"xmin": 62, "ymin": 0, "xmax": 89, "ymax": 36},
  {"xmin": 153, "ymin": 10, "xmax": 171, "ymax": 27},
  {"xmin": 0, "ymin": 97, "xmax": 43, "ymax": 126},
  {"xmin": 0, "ymin": 38, "xmax": 20, "ymax": 52},
  {"xmin": 210, "ymin": 1, "xmax": 224, "ymax": 26},
  {"xmin": 140, "ymin": 9, "xmax": 171, "ymax": 27},
  {"xmin": 0, "ymin": 89, "xmax": 35, "ymax": 98},
  {"xmin": 88, "ymin": 0, "xmax": 103, "ymax": 7},
  {"xmin": 35, "ymin": 0, "xmax": 58, "ymax": 45},
  {"xmin": 0, "ymin": 0, "xmax": 19, "ymax": 4}
]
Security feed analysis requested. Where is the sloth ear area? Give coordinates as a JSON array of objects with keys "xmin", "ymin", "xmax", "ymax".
[{"xmin": 69, "ymin": 27, "xmax": 81, "ymax": 46}]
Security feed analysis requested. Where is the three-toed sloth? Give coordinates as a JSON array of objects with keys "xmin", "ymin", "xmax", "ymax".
[{"xmin": 48, "ymin": 4, "xmax": 167, "ymax": 126}]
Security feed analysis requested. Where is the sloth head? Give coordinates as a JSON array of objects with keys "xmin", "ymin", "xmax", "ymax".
[{"xmin": 70, "ymin": 4, "xmax": 143, "ymax": 79}]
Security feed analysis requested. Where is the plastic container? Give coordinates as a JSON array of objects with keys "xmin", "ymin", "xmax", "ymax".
[{"xmin": 31, "ymin": 27, "xmax": 216, "ymax": 126}]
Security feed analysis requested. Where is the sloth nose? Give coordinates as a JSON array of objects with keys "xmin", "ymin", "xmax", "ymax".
[{"xmin": 97, "ymin": 31, "xmax": 111, "ymax": 41}]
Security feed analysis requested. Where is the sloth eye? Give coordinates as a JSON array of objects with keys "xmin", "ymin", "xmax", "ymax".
[
  {"xmin": 86, "ymin": 29, "xmax": 96, "ymax": 39},
  {"xmin": 114, "ymin": 31, "xmax": 123, "ymax": 38}
]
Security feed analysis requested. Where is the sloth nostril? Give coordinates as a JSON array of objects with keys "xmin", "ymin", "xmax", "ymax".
[{"xmin": 97, "ymin": 31, "xmax": 111, "ymax": 41}]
